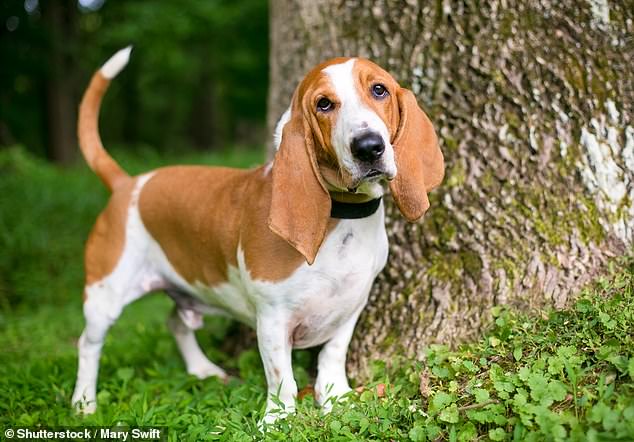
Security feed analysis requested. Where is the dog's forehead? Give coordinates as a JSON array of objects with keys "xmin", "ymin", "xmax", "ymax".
[
  {"xmin": 322, "ymin": 59, "xmax": 356, "ymax": 93},
  {"xmin": 298, "ymin": 58, "xmax": 392, "ymax": 97}
]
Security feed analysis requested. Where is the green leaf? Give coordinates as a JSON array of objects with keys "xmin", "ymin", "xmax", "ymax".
[
  {"xmin": 513, "ymin": 346, "xmax": 523, "ymax": 361},
  {"xmin": 575, "ymin": 299, "xmax": 592, "ymax": 313},
  {"xmin": 473, "ymin": 388, "xmax": 490, "ymax": 403},
  {"xmin": 589, "ymin": 402, "xmax": 620, "ymax": 431},
  {"xmin": 546, "ymin": 380, "xmax": 568, "ymax": 402},
  {"xmin": 439, "ymin": 404, "xmax": 459, "ymax": 423},
  {"xmin": 426, "ymin": 424, "xmax": 441, "ymax": 440},
  {"xmin": 462, "ymin": 360, "xmax": 478, "ymax": 373},
  {"xmin": 431, "ymin": 391, "xmax": 455, "ymax": 411},
  {"xmin": 329, "ymin": 420, "xmax": 342, "ymax": 434},
  {"xmin": 408, "ymin": 425, "xmax": 426, "ymax": 442},
  {"xmin": 598, "ymin": 311, "xmax": 616, "ymax": 329},
  {"xmin": 547, "ymin": 355, "xmax": 564, "ymax": 374},
  {"xmin": 489, "ymin": 428, "xmax": 506, "ymax": 441},
  {"xmin": 512, "ymin": 390, "xmax": 528, "ymax": 408},
  {"xmin": 457, "ymin": 422, "xmax": 477, "ymax": 442},
  {"xmin": 606, "ymin": 354, "xmax": 629, "ymax": 373},
  {"xmin": 518, "ymin": 366, "xmax": 531, "ymax": 381},
  {"xmin": 527, "ymin": 372, "xmax": 548, "ymax": 401},
  {"xmin": 432, "ymin": 366, "xmax": 450, "ymax": 378},
  {"xmin": 466, "ymin": 409, "xmax": 494, "ymax": 424},
  {"xmin": 116, "ymin": 367, "xmax": 134, "ymax": 382}
]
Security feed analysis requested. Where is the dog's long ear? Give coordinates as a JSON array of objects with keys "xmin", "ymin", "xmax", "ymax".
[
  {"xmin": 389, "ymin": 88, "xmax": 445, "ymax": 221},
  {"xmin": 268, "ymin": 106, "xmax": 331, "ymax": 265}
]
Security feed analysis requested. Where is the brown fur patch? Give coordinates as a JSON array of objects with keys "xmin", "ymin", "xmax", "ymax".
[
  {"xmin": 139, "ymin": 166, "xmax": 245, "ymax": 285},
  {"xmin": 138, "ymin": 165, "xmax": 334, "ymax": 284},
  {"xmin": 84, "ymin": 178, "xmax": 136, "ymax": 287}
]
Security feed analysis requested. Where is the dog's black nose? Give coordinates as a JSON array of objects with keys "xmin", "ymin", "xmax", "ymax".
[{"xmin": 351, "ymin": 133, "xmax": 385, "ymax": 162}]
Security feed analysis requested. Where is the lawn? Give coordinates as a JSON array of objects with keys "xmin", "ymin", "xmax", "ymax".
[{"xmin": 1, "ymin": 147, "xmax": 633, "ymax": 441}]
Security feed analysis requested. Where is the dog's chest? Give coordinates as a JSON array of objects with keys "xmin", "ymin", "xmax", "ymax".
[
  {"xmin": 247, "ymin": 209, "xmax": 388, "ymax": 348},
  {"xmin": 184, "ymin": 207, "xmax": 388, "ymax": 347}
]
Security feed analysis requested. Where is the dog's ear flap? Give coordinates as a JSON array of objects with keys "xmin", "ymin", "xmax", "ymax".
[
  {"xmin": 389, "ymin": 88, "xmax": 444, "ymax": 221},
  {"xmin": 268, "ymin": 108, "xmax": 331, "ymax": 265}
]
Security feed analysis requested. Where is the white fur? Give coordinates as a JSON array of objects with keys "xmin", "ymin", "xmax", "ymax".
[
  {"xmin": 100, "ymin": 46, "xmax": 132, "ymax": 80},
  {"xmin": 273, "ymin": 107, "xmax": 291, "ymax": 150},
  {"xmin": 322, "ymin": 59, "xmax": 397, "ymax": 184}
]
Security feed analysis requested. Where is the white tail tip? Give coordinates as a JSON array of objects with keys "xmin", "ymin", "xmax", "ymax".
[{"xmin": 100, "ymin": 45, "xmax": 133, "ymax": 80}]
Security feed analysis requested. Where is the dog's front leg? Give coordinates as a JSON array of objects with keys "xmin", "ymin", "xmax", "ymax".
[
  {"xmin": 314, "ymin": 306, "xmax": 364, "ymax": 412},
  {"xmin": 256, "ymin": 309, "xmax": 297, "ymax": 425}
]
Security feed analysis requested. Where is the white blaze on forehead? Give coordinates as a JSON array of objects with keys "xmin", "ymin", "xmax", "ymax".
[{"xmin": 322, "ymin": 59, "xmax": 394, "ymax": 180}]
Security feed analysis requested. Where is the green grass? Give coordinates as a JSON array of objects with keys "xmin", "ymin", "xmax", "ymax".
[{"xmin": 1, "ymin": 147, "xmax": 633, "ymax": 441}]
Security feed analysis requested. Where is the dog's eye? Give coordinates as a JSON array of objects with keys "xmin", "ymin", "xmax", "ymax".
[
  {"xmin": 372, "ymin": 84, "xmax": 388, "ymax": 98},
  {"xmin": 316, "ymin": 97, "xmax": 333, "ymax": 112}
]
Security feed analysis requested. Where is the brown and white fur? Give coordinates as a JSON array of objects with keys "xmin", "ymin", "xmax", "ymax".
[{"xmin": 71, "ymin": 47, "xmax": 444, "ymax": 424}]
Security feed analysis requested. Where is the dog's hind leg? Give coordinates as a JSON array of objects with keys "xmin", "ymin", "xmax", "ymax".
[
  {"xmin": 166, "ymin": 304, "xmax": 228, "ymax": 380},
  {"xmin": 72, "ymin": 281, "xmax": 139, "ymax": 414},
  {"xmin": 72, "ymin": 174, "xmax": 158, "ymax": 413}
]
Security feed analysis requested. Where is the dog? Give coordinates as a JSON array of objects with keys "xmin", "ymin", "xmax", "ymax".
[{"xmin": 71, "ymin": 46, "xmax": 444, "ymax": 424}]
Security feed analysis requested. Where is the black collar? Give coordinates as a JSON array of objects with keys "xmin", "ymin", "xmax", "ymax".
[{"xmin": 330, "ymin": 197, "xmax": 382, "ymax": 219}]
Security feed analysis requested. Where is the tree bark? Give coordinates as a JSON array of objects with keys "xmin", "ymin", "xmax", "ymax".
[
  {"xmin": 44, "ymin": 0, "xmax": 78, "ymax": 165},
  {"xmin": 268, "ymin": 0, "xmax": 634, "ymax": 379}
]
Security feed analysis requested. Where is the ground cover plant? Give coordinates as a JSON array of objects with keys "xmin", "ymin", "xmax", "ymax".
[{"xmin": 1, "ymin": 147, "xmax": 633, "ymax": 441}]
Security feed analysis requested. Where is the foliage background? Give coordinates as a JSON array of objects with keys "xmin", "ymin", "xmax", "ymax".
[{"xmin": 0, "ymin": 0, "xmax": 268, "ymax": 162}]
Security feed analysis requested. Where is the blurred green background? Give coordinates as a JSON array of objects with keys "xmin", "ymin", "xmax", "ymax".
[
  {"xmin": 0, "ymin": 0, "xmax": 269, "ymax": 312},
  {"xmin": 0, "ymin": 0, "xmax": 269, "ymax": 162}
]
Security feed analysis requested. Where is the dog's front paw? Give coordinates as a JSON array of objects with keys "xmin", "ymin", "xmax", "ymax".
[
  {"xmin": 258, "ymin": 407, "xmax": 292, "ymax": 432},
  {"xmin": 72, "ymin": 386, "xmax": 97, "ymax": 415},
  {"xmin": 72, "ymin": 398, "xmax": 97, "ymax": 415},
  {"xmin": 315, "ymin": 382, "xmax": 352, "ymax": 413},
  {"xmin": 187, "ymin": 361, "xmax": 228, "ymax": 381}
]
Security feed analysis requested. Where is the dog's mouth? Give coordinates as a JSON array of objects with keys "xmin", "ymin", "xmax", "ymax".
[
  {"xmin": 345, "ymin": 168, "xmax": 394, "ymax": 193},
  {"xmin": 364, "ymin": 168, "xmax": 383, "ymax": 178},
  {"xmin": 362, "ymin": 167, "xmax": 395, "ymax": 182}
]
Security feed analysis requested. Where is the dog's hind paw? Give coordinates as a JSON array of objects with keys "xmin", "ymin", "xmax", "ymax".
[{"xmin": 187, "ymin": 362, "xmax": 228, "ymax": 381}]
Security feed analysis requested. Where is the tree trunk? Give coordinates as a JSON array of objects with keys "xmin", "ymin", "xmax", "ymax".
[
  {"xmin": 189, "ymin": 67, "xmax": 218, "ymax": 150},
  {"xmin": 44, "ymin": 0, "xmax": 78, "ymax": 165},
  {"xmin": 268, "ymin": 0, "xmax": 634, "ymax": 379}
]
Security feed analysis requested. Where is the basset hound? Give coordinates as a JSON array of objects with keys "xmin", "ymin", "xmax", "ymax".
[{"xmin": 71, "ymin": 47, "xmax": 444, "ymax": 424}]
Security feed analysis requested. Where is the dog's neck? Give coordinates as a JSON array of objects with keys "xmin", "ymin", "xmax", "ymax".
[{"xmin": 329, "ymin": 191, "xmax": 382, "ymax": 219}]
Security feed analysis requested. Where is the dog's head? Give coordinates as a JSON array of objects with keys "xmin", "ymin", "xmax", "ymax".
[{"xmin": 269, "ymin": 58, "xmax": 444, "ymax": 264}]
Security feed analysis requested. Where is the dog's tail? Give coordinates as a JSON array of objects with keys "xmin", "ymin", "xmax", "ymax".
[{"xmin": 78, "ymin": 46, "xmax": 132, "ymax": 191}]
